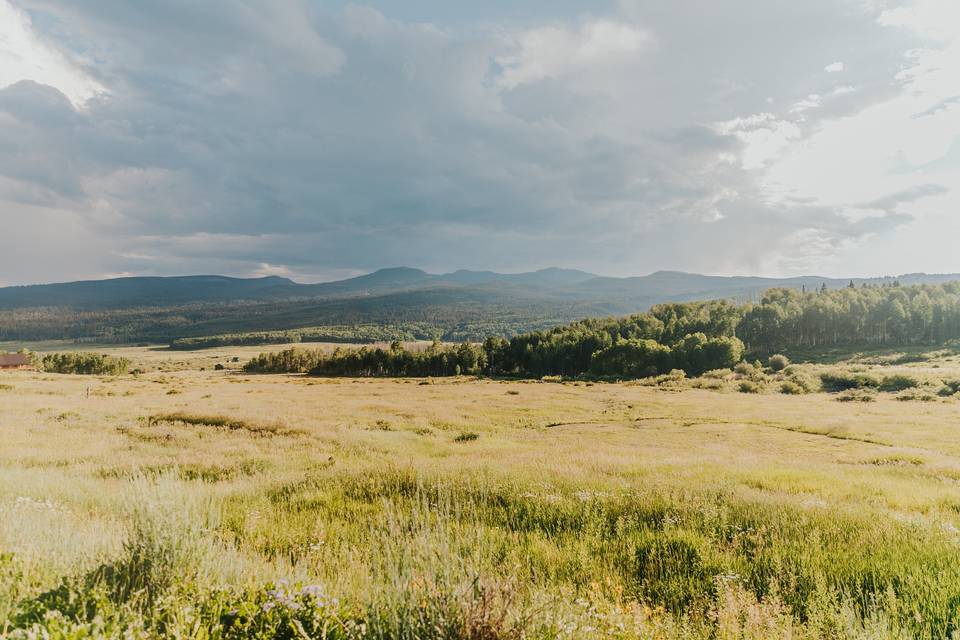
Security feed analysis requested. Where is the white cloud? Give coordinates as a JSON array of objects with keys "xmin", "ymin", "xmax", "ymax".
[
  {"xmin": 0, "ymin": 0, "xmax": 102, "ymax": 106},
  {"xmin": 879, "ymin": 0, "xmax": 960, "ymax": 41},
  {"xmin": 716, "ymin": 114, "xmax": 802, "ymax": 170},
  {"xmin": 252, "ymin": 263, "xmax": 296, "ymax": 279},
  {"xmin": 496, "ymin": 20, "xmax": 652, "ymax": 89},
  {"xmin": 824, "ymin": 61, "xmax": 845, "ymax": 73},
  {"xmin": 790, "ymin": 94, "xmax": 823, "ymax": 114},
  {"xmin": 752, "ymin": 2, "xmax": 959, "ymax": 274},
  {"xmin": 0, "ymin": 0, "xmax": 952, "ymax": 282}
]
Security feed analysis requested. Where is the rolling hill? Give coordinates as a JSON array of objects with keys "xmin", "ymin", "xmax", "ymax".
[{"xmin": 1, "ymin": 268, "xmax": 958, "ymax": 344}]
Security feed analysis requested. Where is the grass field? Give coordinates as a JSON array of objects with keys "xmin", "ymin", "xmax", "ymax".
[{"xmin": 3, "ymin": 345, "xmax": 960, "ymax": 638}]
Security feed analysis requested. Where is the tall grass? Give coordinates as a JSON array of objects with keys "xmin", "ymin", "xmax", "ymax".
[
  {"xmin": 4, "ymin": 356, "xmax": 960, "ymax": 638},
  {"xmin": 3, "ymin": 468, "xmax": 951, "ymax": 638}
]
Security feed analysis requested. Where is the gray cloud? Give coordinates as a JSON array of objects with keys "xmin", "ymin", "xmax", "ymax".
[{"xmin": 0, "ymin": 0, "xmax": 940, "ymax": 284}]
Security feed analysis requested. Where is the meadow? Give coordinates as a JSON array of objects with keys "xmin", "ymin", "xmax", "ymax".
[{"xmin": 3, "ymin": 344, "xmax": 960, "ymax": 638}]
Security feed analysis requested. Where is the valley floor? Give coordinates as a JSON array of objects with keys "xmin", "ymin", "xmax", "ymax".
[{"xmin": 3, "ymin": 346, "xmax": 960, "ymax": 638}]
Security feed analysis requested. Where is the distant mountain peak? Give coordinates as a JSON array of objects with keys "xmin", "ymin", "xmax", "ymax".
[
  {"xmin": 3, "ymin": 269, "xmax": 959, "ymax": 315},
  {"xmin": 371, "ymin": 266, "xmax": 427, "ymax": 275}
]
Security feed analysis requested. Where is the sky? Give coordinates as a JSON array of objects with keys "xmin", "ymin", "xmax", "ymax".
[{"xmin": 0, "ymin": 0, "xmax": 958, "ymax": 285}]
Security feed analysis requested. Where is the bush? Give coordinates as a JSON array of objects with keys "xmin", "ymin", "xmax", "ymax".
[
  {"xmin": 768, "ymin": 354, "xmax": 790, "ymax": 372},
  {"xmin": 40, "ymin": 352, "xmax": 130, "ymax": 375},
  {"xmin": 784, "ymin": 370, "xmax": 820, "ymax": 394},
  {"xmin": 820, "ymin": 371, "xmax": 881, "ymax": 392},
  {"xmin": 691, "ymin": 378, "xmax": 724, "ymax": 390},
  {"xmin": 879, "ymin": 374, "xmax": 921, "ymax": 393},
  {"xmin": 780, "ymin": 381, "xmax": 804, "ymax": 395},
  {"xmin": 895, "ymin": 390, "xmax": 937, "ymax": 402},
  {"xmin": 733, "ymin": 361, "xmax": 757, "ymax": 377},
  {"xmin": 836, "ymin": 389, "xmax": 877, "ymax": 402},
  {"xmin": 702, "ymin": 368, "xmax": 732, "ymax": 379},
  {"xmin": 938, "ymin": 379, "xmax": 960, "ymax": 397},
  {"xmin": 738, "ymin": 381, "xmax": 762, "ymax": 394},
  {"xmin": 652, "ymin": 369, "xmax": 687, "ymax": 387}
]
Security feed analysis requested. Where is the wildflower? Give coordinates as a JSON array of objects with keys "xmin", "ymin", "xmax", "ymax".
[{"xmin": 300, "ymin": 584, "xmax": 325, "ymax": 597}]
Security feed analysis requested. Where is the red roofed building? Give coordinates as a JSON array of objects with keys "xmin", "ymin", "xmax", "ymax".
[{"xmin": 0, "ymin": 353, "xmax": 32, "ymax": 370}]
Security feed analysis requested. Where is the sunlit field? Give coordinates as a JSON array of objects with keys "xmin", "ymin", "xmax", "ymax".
[{"xmin": 4, "ymin": 345, "xmax": 960, "ymax": 638}]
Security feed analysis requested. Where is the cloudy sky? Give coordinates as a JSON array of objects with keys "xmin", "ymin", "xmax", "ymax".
[{"xmin": 0, "ymin": 0, "xmax": 957, "ymax": 285}]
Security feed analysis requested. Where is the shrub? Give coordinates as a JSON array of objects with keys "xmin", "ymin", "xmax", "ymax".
[
  {"xmin": 691, "ymin": 378, "xmax": 724, "ymax": 390},
  {"xmin": 780, "ymin": 381, "xmax": 804, "ymax": 395},
  {"xmin": 784, "ymin": 370, "xmax": 820, "ymax": 394},
  {"xmin": 879, "ymin": 374, "xmax": 921, "ymax": 393},
  {"xmin": 645, "ymin": 369, "xmax": 687, "ymax": 388},
  {"xmin": 836, "ymin": 389, "xmax": 876, "ymax": 402},
  {"xmin": 768, "ymin": 354, "xmax": 790, "ymax": 372},
  {"xmin": 733, "ymin": 361, "xmax": 756, "ymax": 377},
  {"xmin": 820, "ymin": 370, "xmax": 881, "ymax": 392},
  {"xmin": 453, "ymin": 432, "xmax": 479, "ymax": 443},
  {"xmin": 738, "ymin": 381, "xmax": 762, "ymax": 394},
  {"xmin": 895, "ymin": 390, "xmax": 937, "ymax": 402},
  {"xmin": 938, "ymin": 379, "xmax": 960, "ymax": 397},
  {"xmin": 819, "ymin": 371, "xmax": 855, "ymax": 392},
  {"xmin": 702, "ymin": 368, "xmax": 732, "ymax": 379}
]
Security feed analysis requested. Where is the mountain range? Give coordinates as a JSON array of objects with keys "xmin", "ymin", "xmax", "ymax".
[
  {"xmin": 3, "ymin": 267, "xmax": 957, "ymax": 311},
  {"xmin": 2, "ymin": 268, "xmax": 958, "ymax": 344}
]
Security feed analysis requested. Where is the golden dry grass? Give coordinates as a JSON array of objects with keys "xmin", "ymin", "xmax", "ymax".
[{"xmin": 3, "ymin": 344, "xmax": 960, "ymax": 638}]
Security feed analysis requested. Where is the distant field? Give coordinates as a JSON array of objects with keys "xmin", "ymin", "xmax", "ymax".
[
  {"xmin": 0, "ymin": 341, "xmax": 441, "ymax": 373},
  {"xmin": 3, "ymin": 345, "xmax": 960, "ymax": 638}
]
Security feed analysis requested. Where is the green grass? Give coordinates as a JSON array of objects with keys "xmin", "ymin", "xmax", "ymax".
[
  {"xmin": 146, "ymin": 412, "xmax": 300, "ymax": 436},
  {"xmin": 4, "ymin": 346, "xmax": 960, "ymax": 638}
]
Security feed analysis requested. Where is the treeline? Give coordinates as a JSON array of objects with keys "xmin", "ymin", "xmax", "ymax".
[
  {"xmin": 243, "ymin": 282, "xmax": 960, "ymax": 380},
  {"xmin": 738, "ymin": 282, "xmax": 960, "ymax": 352},
  {"xmin": 169, "ymin": 324, "xmax": 436, "ymax": 350},
  {"xmin": 244, "ymin": 342, "xmax": 487, "ymax": 377},
  {"xmin": 38, "ymin": 352, "xmax": 131, "ymax": 375},
  {"xmin": 479, "ymin": 301, "xmax": 743, "ymax": 377},
  {"xmin": 245, "ymin": 313, "xmax": 744, "ymax": 380}
]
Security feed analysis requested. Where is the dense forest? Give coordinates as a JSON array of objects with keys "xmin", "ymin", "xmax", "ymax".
[
  {"xmin": 36, "ymin": 352, "xmax": 131, "ymax": 375},
  {"xmin": 168, "ymin": 325, "xmax": 434, "ymax": 350},
  {"xmin": 244, "ymin": 282, "xmax": 960, "ymax": 379},
  {"xmin": 0, "ymin": 294, "xmax": 591, "ymax": 344},
  {"xmin": 738, "ymin": 282, "xmax": 960, "ymax": 352}
]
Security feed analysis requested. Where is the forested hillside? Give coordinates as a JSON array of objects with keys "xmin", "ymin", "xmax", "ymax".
[
  {"xmin": 2, "ymin": 270, "xmax": 959, "ymax": 346},
  {"xmin": 245, "ymin": 281, "xmax": 960, "ymax": 380}
]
